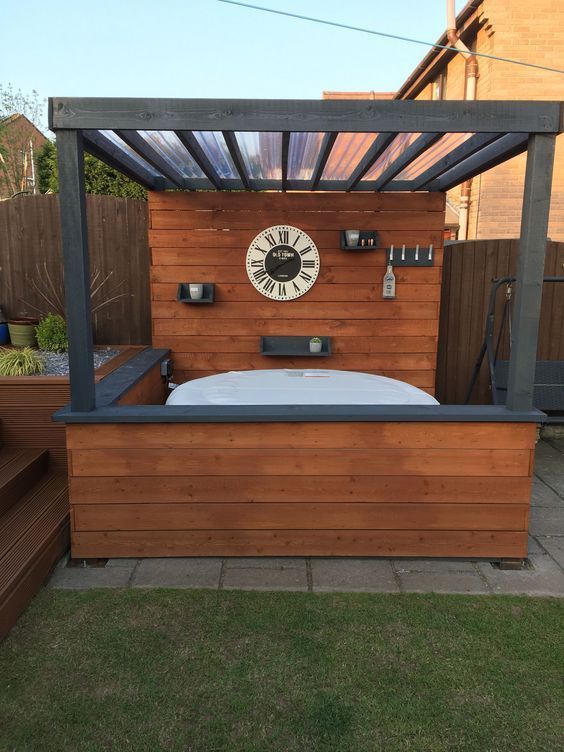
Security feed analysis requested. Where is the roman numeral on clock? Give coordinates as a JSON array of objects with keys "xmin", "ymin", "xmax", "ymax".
[
  {"xmin": 302, "ymin": 260, "xmax": 316, "ymax": 268},
  {"xmin": 278, "ymin": 229, "xmax": 289, "ymax": 244},
  {"xmin": 254, "ymin": 245, "xmax": 267, "ymax": 255},
  {"xmin": 250, "ymin": 259, "xmax": 263, "ymax": 268},
  {"xmin": 300, "ymin": 271, "xmax": 313, "ymax": 282},
  {"xmin": 292, "ymin": 281, "xmax": 301, "ymax": 293},
  {"xmin": 263, "ymin": 278, "xmax": 276, "ymax": 294},
  {"xmin": 265, "ymin": 233, "xmax": 276, "ymax": 248},
  {"xmin": 278, "ymin": 283, "xmax": 287, "ymax": 297},
  {"xmin": 253, "ymin": 268, "xmax": 268, "ymax": 282},
  {"xmin": 299, "ymin": 246, "xmax": 313, "ymax": 256}
]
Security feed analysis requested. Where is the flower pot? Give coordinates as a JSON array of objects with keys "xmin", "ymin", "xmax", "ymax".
[
  {"xmin": 7, "ymin": 318, "xmax": 39, "ymax": 347},
  {"xmin": 309, "ymin": 340, "xmax": 323, "ymax": 353},
  {"xmin": 0, "ymin": 323, "xmax": 8, "ymax": 345}
]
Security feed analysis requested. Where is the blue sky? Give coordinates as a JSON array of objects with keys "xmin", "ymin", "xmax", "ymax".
[{"xmin": 2, "ymin": 0, "xmax": 467, "ymax": 122}]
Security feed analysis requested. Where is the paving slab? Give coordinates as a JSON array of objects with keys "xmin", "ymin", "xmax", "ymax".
[
  {"xmin": 398, "ymin": 571, "xmax": 488, "ymax": 595},
  {"xmin": 531, "ymin": 477, "xmax": 564, "ymax": 507},
  {"xmin": 533, "ymin": 441, "xmax": 564, "ymax": 496},
  {"xmin": 225, "ymin": 557, "xmax": 306, "ymax": 570},
  {"xmin": 49, "ymin": 565, "xmax": 133, "ymax": 590},
  {"xmin": 477, "ymin": 553, "xmax": 564, "ymax": 597},
  {"xmin": 527, "ymin": 535, "xmax": 544, "ymax": 555},
  {"xmin": 546, "ymin": 438, "xmax": 564, "ymax": 454},
  {"xmin": 393, "ymin": 558, "xmax": 476, "ymax": 573},
  {"xmin": 529, "ymin": 506, "xmax": 564, "ymax": 536},
  {"xmin": 106, "ymin": 558, "xmax": 140, "ymax": 568},
  {"xmin": 132, "ymin": 558, "xmax": 222, "ymax": 588},
  {"xmin": 536, "ymin": 537, "xmax": 564, "ymax": 570},
  {"xmin": 222, "ymin": 561, "xmax": 307, "ymax": 591},
  {"xmin": 311, "ymin": 558, "xmax": 398, "ymax": 592}
]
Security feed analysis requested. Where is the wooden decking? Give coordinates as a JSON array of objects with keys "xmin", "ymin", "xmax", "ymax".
[{"xmin": 0, "ymin": 448, "xmax": 69, "ymax": 642}]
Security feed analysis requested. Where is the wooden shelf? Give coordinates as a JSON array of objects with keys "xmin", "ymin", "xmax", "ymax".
[
  {"xmin": 340, "ymin": 230, "xmax": 378, "ymax": 251},
  {"xmin": 177, "ymin": 283, "xmax": 214, "ymax": 303},
  {"xmin": 260, "ymin": 336, "xmax": 331, "ymax": 357}
]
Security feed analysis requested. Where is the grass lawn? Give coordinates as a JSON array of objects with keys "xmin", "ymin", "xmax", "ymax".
[{"xmin": 0, "ymin": 589, "xmax": 562, "ymax": 752}]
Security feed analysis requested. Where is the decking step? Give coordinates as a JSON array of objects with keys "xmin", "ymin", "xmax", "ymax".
[
  {"xmin": 0, "ymin": 449, "xmax": 49, "ymax": 516},
  {"xmin": 0, "ymin": 472, "xmax": 69, "ymax": 641}
]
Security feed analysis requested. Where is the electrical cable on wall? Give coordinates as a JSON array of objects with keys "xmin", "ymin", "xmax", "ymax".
[{"xmin": 217, "ymin": 0, "xmax": 564, "ymax": 75}]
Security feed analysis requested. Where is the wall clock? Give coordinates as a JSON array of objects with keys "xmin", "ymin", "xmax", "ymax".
[{"xmin": 246, "ymin": 225, "xmax": 320, "ymax": 301}]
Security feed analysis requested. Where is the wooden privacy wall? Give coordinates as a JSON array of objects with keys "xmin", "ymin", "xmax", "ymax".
[
  {"xmin": 0, "ymin": 194, "xmax": 151, "ymax": 345},
  {"xmin": 437, "ymin": 239, "xmax": 564, "ymax": 404},
  {"xmin": 66, "ymin": 421, "xmax": 535, "ymax": 559},
  {"xmin": 149, "ymin": 192, "xmax": 446, "ymax": 392}
]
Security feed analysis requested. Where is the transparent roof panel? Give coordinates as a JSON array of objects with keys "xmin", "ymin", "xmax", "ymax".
[
  {"xmin": 235, "ymin": 132, "xmax": 281, "ymax": 180},
  {"xmin": 193, "ymin": 131, "xmax": 238, "ymax": 180},
  {"xmin": 395, "ymin": 132, "xmax": 474, "ymax": 181},
  {"xmin": 137, "ymin": 131, "xmax": 205, "ymax": 178},
  {"xmin": 288, "ymin": 132, "xmax": 324, "ymax": 180},
  {"xmin": 100, "ymin": 131, "xmax": 162, "ymax": 177},
  {"xmin": 321, "ymin": 133, "xmax": 377, "ymax": 181},
  {"xmin": 363, "ymin": 132, "xmax": 421, "ymax": 181}
]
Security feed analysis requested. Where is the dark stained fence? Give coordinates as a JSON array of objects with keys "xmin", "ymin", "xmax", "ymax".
[
  {"xmin": 0, "ymin": 194, "xmax": 150, "ymax": 344},
  {"xmin": 437, "ymin": 239, "xmax": 564, "ymax": 404}
]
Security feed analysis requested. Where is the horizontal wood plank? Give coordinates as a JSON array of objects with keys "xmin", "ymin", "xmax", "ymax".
[
  {"xmin": 70, "ymin": 448, "xmax": 532, "ymax": 477},
  {"xmin": 149, "ymin": 229, "xmax": 444, "ymax": 249},
  {"xmin": 74, "ymin": 502, "xmax": 529, "ymax": 532},
  {"xmin": 152, "ymin": 301, "xmax": 439, "ymax": 320},
  {"xmin": 69, "ymin": 474, "xmax": 533, "ymax": 505},
  {"xmin": 153, "ymin": 335, "xmax": 439, "ymax": 354},
  {"xmin": 151, "ymin": 248, "xmax": 444, "ymax": 268},
  {"xmin": 150, "ymin": 210, "xmax": 443, "ymax": 232},
  {"xmin": 153, "ymin": 318, "xmax": 440, "ymax": 337},
  {"xmin": 71, "ymin": 529, "xmax": 528, "ymax": 558},
  {"xmin": 65, "ymin": 422, "xmax": 537, "ymax": 451},
  {"xmin": 148, "ymin": 191, "xmax": 446, "ymax": 212},
  {"xmin": 151, "ymin": 282, "xmax": 442, "ymax": 303},
  {"xmin": 151, "ymin": 265, "xmax": 442, "ymax": 284},
  {"xmin": 170, "ymin": 352, "xmax": 437, "ymax": 371}
]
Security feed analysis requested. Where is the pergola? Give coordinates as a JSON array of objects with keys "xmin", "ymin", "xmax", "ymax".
[{"xmin": 49, "ymin": 97, "xmax": 563, "ymax": 417}]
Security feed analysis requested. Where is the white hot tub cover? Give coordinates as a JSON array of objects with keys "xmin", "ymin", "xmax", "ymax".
[{"xmin": 166, "ymin": 369, "xmax": 439, "ymax": 406}]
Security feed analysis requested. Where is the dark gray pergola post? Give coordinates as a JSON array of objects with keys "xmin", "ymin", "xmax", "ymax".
[
  {"xmin": 56, "ymin": 130, "xmax": 95, "ymax": 412},
  {"xmin": 506, "ymin": 133, "xmax": 557, "ymax": 412}
]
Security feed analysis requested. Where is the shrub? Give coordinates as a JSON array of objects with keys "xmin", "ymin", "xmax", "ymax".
[
  {"xmin": 36, "ymin": 314, "xmax": 68, "ymax": 353},
  {"xmin": 0, "ymin": 347, "xmax": 44, "ymax": 376}
]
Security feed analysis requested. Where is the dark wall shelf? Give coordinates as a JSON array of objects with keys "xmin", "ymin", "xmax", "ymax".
[
  {"xmin": 340, "ymin": 230, "xmax": 379, "ymax": 251},
  {"xmin": 385, "ymin": 246, "xmax": 434, "ymax": 267},
  {"xmin": 260, "ymin": 336, "xmax": 331, "ymax": 357},
  {"xmin": 177, "ymin": 283, "xmax": 215, "ymax": 303}
]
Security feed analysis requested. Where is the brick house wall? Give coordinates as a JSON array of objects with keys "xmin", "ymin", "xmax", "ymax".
[{"xmin": 408, "ymin": 0, "xmax": 564, "ymax": 240}]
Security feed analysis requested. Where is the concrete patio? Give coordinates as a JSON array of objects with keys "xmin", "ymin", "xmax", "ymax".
[{"xmin": 49, "ymin": 439, "xmax": 564, "ymax": 597}]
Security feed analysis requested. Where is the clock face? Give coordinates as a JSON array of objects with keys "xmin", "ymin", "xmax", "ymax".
[{"xmin": 246, "ymin": 225, "xmax": 320, "ymax": 301}]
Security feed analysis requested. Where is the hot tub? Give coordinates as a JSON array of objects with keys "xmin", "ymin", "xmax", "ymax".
[{"xmin": 166, "ymin": 369, "xmax": 439, "ymax": 406}]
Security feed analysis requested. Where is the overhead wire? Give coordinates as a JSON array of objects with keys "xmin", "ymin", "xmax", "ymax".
[{"xmin": 217, "ymin": 0, "xmax": 564, "ymax": 76}]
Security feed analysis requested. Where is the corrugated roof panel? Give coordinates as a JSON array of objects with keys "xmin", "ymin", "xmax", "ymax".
[
  {"xmin": 395, "ymin": 132, "xmax": 473, "ymax": 180},
  {"xmin": 363, "ymin": 132, "xmax": 421, "ymax": 181},
  {"xmin": 137, "ymin": 131, "xmax": 205, "ymax": 178},
  {"xmin": 193, "ymin": 131, "xmax": 238, "ymax": 179},
  {"xmin": 321, "ymin": 133, "xmax": 377, "ymax": 181},
  {"xmin": 288, "ymin": 132, "xmax": 324, "ymax": 180},
  {"xmin": 235, "ymin": 132, "xmax": 281, "ymax": 180},
  {"xmin": 99, "ymin": 131, "xmax": 162, "ymax": 177}
]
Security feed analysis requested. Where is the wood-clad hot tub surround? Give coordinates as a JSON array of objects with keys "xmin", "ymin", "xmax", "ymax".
[
  {"xmin": 66, "ymin": 420, "xmax": 536, "ymax": 559},
  {"xmin": 149, "ymin": 192, "xmax": 446, "ymax": 393},
  {"xmin": 0, "ymin": 347, "xmax": 144, "ymax": 471}
]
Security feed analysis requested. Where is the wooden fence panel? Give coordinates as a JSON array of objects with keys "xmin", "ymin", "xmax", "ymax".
[
  {"xmin": 436, "ymin": 239, "xmax": 564, "ymax": 404},
  {"xmin": 0, "ymin": 194, "xmax": 150, "ymax": 344}
]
